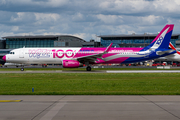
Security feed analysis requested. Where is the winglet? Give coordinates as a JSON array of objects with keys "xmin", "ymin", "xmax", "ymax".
[{"xmin": 105, "ymin": 43, "xmax": 113, "ymax": 53}]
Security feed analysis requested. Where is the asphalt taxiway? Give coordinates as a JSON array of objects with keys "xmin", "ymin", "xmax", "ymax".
[
  {"xmin": 1, "ymin": 70, "xmax": 180, "ymax": 73},
  {"xmin": 1, "ymin": 95, "xmax": 180, "ymax": 120}
]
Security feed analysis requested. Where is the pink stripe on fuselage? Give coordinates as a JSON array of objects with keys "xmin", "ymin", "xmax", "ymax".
[
  {"xmin": 73, "ymin": 47, "xmax": 143, "ymax": 63},
  {"xmin": 105, "ymin": 57, "xmax": 129, "ymax": 63},
  {"xmin": 73, "ymin": 48, "xmax": 106, "ymax": 58}
]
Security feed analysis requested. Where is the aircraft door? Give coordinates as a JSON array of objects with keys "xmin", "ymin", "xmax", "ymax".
[{"xmin": 19, "ymin": 49, "xmax": 24, "ymax": 58}]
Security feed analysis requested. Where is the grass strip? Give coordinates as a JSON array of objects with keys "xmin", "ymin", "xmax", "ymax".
[{"xmin": 0, "ymin": 73, "xmax": 180, "ymax": 95}]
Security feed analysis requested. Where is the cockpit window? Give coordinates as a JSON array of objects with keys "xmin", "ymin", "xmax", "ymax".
[{"xmin": 9, "ymin": 52, "xmax": 15, "ymax": 54}]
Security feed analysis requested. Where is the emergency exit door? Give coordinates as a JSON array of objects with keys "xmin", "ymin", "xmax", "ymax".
[{"xmin": 19, "ymin": 49, "xmax": 24, "ymax": 58}]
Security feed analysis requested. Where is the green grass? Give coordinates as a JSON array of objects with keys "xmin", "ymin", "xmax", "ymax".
[{"xmin": 0, "ymin": 73, "xmax": 180, "ymax": 95}]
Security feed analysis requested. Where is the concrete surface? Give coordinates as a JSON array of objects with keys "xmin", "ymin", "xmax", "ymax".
[{"xmin": 0, "ymin": 95, "xmax": 180, "ymax": 120}]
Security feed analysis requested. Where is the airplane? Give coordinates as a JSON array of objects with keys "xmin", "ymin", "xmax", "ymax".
[
  {"xmin": 155, "ymin": 42, "xmax": 180, "ymax": 62},
  {"xmin": 2, "ymin": 24, "xmax": 176, "ymax": 71}
]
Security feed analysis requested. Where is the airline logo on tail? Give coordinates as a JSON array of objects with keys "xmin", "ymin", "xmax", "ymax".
[
  {"xmin": 151, "ymin": 27, "xmax": 170, "ymax": 49},
  {"xmin": 156, "ymin": 36, "xmax": 163, "ymax": 45}
]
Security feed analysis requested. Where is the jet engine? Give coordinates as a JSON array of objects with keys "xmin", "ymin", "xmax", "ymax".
[{"xmin": 62, "ymin": 60, "xmax": 83, "ymax": 68}]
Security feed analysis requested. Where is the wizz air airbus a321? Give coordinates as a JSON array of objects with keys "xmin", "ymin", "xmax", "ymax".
[{"xmin": 2, "ymin": 24, "xmax": 176, "ymax": 71}]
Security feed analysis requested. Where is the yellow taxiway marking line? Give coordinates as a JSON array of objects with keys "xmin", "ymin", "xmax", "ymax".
[{"xmin": 0, "ymin": 100, "xmax": 22, "ymax": 102}]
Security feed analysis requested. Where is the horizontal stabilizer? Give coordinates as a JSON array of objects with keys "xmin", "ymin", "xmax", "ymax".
[{"xmin": 156, "ymin": 49, "xmax": 176, "ymax": 56}]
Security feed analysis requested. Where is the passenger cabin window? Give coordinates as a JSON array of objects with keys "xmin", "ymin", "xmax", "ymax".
[{"xmin": 9, "ymin": 52, "xmax": 15, "ymax": 54}]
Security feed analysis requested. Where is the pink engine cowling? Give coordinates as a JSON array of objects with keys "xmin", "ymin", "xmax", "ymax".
[{"xmin": 62, "ymin": 60, "xmax": 83, "ymax": 68}]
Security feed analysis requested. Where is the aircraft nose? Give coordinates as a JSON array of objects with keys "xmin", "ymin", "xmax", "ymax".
[{"xmin": 2, "ymin": 55, "xmax": 6, "ymax": 62}]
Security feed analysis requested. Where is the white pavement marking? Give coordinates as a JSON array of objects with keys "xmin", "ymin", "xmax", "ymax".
[
  {"xmin": 39, "ymin": 102, "xmax": 66, "ymax": 120},
  {"xmin": 106, "ymin": 70, "xmax": 180, "ymax": 73}
]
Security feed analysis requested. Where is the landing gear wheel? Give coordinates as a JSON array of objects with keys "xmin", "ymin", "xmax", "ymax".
[
  {"xmin": 20, "ymin": 68, "xmax": 24, "ymax": 71},
  {"xmin": 86, "ymin": 66, "xmax": 91, "ymax": 71}
]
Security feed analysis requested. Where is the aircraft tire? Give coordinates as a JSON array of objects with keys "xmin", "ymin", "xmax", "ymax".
[
  {"xmin": 20, "ymin": 68, "xmax": 24, "ymax": 71},
  {"xmin": 86, "ymin": 66, "xmax": 91, "ymax": 71}
]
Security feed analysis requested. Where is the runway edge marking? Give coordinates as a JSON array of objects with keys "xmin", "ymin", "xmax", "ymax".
[{"xmin": 106, "ymin": 70, "xmax": 180, "ymax": 73}]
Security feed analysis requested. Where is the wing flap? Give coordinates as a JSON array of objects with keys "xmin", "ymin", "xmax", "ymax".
[{"xmin": 76, "ymin": 43, "xmax": 113, "ymax": 63}]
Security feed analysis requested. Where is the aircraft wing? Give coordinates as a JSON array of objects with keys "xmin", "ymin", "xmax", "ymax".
[{"xmin": 75, "ymin": 43, "xmax": 113, "ymax": 63}]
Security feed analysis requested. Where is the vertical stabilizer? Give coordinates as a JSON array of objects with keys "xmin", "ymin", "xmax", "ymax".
[{"xmin": 142, "ymin": 24, "xmax": 174, "ymax": 51}]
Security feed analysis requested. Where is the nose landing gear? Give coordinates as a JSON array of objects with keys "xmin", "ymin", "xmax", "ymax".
[{"xmin": 20, "ymin": 68, "xmax": 24, "ymax": 71}]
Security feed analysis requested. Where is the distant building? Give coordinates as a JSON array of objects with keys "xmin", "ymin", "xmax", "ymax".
[
  {"xmin": 82, "ymin": 39, "xmax": 101, "ymax": 47},
  {"xmin": 0, "ymin": 40, "xmax": 5, "ymax": 49},
  {"xmin": 2, "ymin": 35, "xmax": 86, "ymax": 49},
  {"xmin": 99, "ymin": 34, "xmax": 180, "ymax": 48}
]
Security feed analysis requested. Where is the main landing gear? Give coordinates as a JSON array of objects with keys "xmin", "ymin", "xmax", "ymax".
[
  {"xmin": 20, "ymin": 68, "xmax": 24, "ymax": 71},
  {"xmin": 86, "ymin": 66, "xmax": 91, "ymax": 71},
  {"xmin": 42, "ymin": 64, "xmax": 47, "ymax": 67},
  {"xmin": 85, "ymin": 62, "xmax": 91, "ymax": 71},
  {"xmin": 20, "ymin": 65, "xmax": 25, "ymax": 71}
]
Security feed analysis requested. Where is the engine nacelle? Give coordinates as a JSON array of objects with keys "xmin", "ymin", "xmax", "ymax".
[{"xmin": 62, "ymin": 60, "xmax": 83, "ymax": 68}]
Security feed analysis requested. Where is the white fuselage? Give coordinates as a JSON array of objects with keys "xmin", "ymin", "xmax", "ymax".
[{"xmin": 6, "ymin": 48, "xmax": 81, "ymax": 64}]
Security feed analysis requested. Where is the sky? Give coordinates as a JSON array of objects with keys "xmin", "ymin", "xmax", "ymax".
[{"xmin": 0, "ymin": 0, "xmax": 180, "ymax": 41}]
